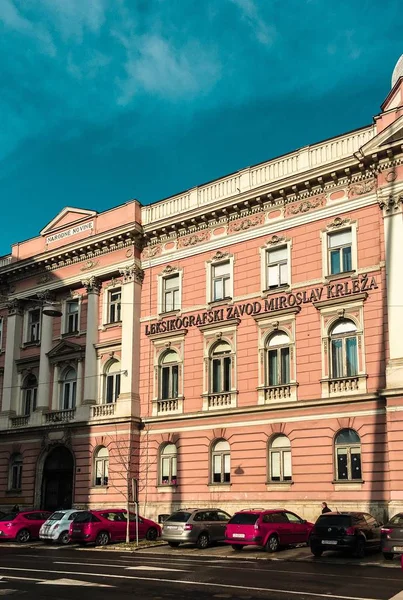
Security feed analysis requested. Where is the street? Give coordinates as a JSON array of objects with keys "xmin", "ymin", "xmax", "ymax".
[{"xmin": 1, "ymin": 544, "xmax": 403, "ymax": 600}]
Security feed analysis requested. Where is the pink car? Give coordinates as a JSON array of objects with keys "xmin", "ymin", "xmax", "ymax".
[
  {"xmin": 225, "ymin": 508, "xmax": 314, "ymax": 552},
  {"xmin": 69, "ymin": 509, "xmax": 161, "ymax": 546},
  {"xmin": 0, "ymin": 510, "xmax": 52, "ymax": 543}
]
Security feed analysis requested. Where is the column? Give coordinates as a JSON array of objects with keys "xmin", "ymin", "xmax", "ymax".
[
  {"xmin": 76, "ymin": 358, "xmax": 83, "ymax": 407},
  {"xmin": 1, "ymin": 300, "xmax": 23, "ymax": 416},
  {"xmin": 380, "ymin": 193, "xmax": 403, "ymax": 387},
  {"xmin": 82, "ymin": 277, "xmax": 101, "ymax": 405},
  {"xmin": 51, "ymin": 364, "xmax": 60, "ymax": 410},
  {"xmin": 37, "ymin": 312, "xmax": 54, "ymax": 409},
  {"xmin": 119, "ymin": 266, "xmax": 144, "ymax": 417}
]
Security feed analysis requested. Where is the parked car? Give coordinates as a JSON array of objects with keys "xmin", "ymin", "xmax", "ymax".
[
  {"xmin": 381, "ymin": 512, "xmax": 403, "ymax": 559},
  {"xmin": 225, "ymin": 508, "xmax": 313, "ymax": 552},
  {"xmin": 68, "ymin": 509, "xmax": 161, "ymax": 546},
  {"xmin": 310, "ymin": 511, "xmax": 382, "ymax": 558},
  {"xmin": 39, "ymin": 509, "xmax": 85, "ymax": 545},
  {"xmin": 162, "ymin": 508, "xmax": 232, "ymax": 549},
  {"xmin": 0, "ymin": 511, "xmax": 52, "ymax": 543}
]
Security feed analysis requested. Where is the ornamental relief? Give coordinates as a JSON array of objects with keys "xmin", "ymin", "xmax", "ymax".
[
  {"xmin": 177, "ymin": 230, "xmax": 211, "ymax": 249},
  {"xmin": 142, "ymin": 244, "xmax": 162, "ymax": 260},
  {"xmin": 227, "ymin": 212, "xmax": 265, "ymax": 234},
  {"xmin": 347, "ymin": 178, "xmax": 377, "ymax": 198},
  {"xmin": 284, "ymin": 196, "xmax": 326, "ymax": 217}
]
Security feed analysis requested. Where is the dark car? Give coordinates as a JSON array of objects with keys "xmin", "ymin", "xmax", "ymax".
[
  {"xmin": 381, "ymin": 512, "xmax": 403, "ymax": 559},
  {"xmin": 310, "ymin": 511, "xmax": 382, "ymax": 558},
  {"xmin": 225, "ymin": 509, "xmax": 314, "ymax": 552}
]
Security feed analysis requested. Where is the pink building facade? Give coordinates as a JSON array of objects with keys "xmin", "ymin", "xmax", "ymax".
[{"xmin": 1, "ymin": 59, "xmax": 403, "ymax": 523}]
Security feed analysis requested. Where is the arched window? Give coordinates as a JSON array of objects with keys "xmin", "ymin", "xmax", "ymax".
[
  {"xmin": 159, "ymin": 443, "xmax": 177, "ymax": 485},
  {"xmin": 268, "ymin": 435, "xmax": 292, "ymax": 482},
  {"xmin": 22, "ymin": 374, "xmax": 38, "ymax": 416},
  {"xmin": 94, "ymin": 446, "xmax": 109, "ymax": 486},
  {"xmin": 266, "ymin": 332, "xmax": 290, "ymax": 386},
  {"xmin": 211, "ymin": 439, "xmax": 230, "ymax": 484},
  {"xmin": 211, "ymin": 341, "xmax": 231, "ymax": 394},
  {"xmin": 330, "ymin": 320, "xmax": 358, "ymax": 379},
  {"xmin": 335, "ymin": 429, "xmax": 362, "ymax": 481},
  {"xmin": 160, "ymin": 350, "xmax": 179, "ymax": 400},
  {"xmin": 9, "ymin": 453, "xmax": 23, "ymax": 491},
  {"xmin": 61, "ymin": 368, "xmax": 77, "ymax": 410},
  {"xmin": 105, "ymin": 361, "xmax": 121, "ymax": 404}
]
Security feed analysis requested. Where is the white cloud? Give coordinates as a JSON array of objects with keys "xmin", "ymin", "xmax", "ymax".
[
  {"xmin": 230, "ymin": 0, "xmax": 275, "ymax": 46},
  {"xmin": 0, "ymin": 0, "xmax": 56, "ymax": 55}
]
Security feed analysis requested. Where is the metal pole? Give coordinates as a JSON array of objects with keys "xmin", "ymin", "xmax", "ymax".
[{"xmin": 131, "ymin": 478, "xmax": 139, "ymax": 546}]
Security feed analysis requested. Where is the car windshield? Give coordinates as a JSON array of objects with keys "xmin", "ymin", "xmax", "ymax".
[
  {"xmin": 389, "ymin": 514, "xmax": 403, "ymax": 526},
  {"xmin": 165, "ymin": 512, "xmax": 192, "ymax": 523},
  {"xmin": 0, "ymin": 514, "xmax": 17, "ymax": 522},
  {"xmin": 228, "ymin": 513, "xmax": 259, "ymax": 525},
  {"xmin": 316, "ymin": 515, "xmax": 351, "ymax": 528},
  {"xmin": 73, "ymin": 512, "xmax": 96, "ymax": 524},
  {"xmin": 48, "ymin": 512, "xmax": 65, "ymax": 521}
]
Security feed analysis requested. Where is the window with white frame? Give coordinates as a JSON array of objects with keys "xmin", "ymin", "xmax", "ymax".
[
  {"xmin": 104, "ymin": 361, "xmax": 121, "ymax": 403},
  {"xmin": 211, "ymin": 439, "xmax": 230, "ymax": 484},
  {"xmin": 9, "ymin": 453, "xmax": 23, "ymax": 491},
  {"xmin": 159, "ymin": 443, "xmax": 177, "ymax": 485},
  {"xmin": 108, "ymin": 288, "xmax": 121, "ymax": 323},
  {"xmin": 328, "ymin": 229, "xmax": 352, "ymax": 275},
  {"xmin": 266, "ymin": 246, "xmax": 289, "ymax": 289},
  {"xmin": 334, "ymin": 429, "xmax": 362, "ymax": 481},
  {"xmin": 330, "ymin": 319, "xmax": 358, "ymax": 379},
  {"xmin": 268, "ymin": 435, "xmax": 292, "ymax": 482},
  {"xmin": 27, "ymin": 309, "xmax": 41, "ymax": 342},
  {"xmin": 162, "ymin": 274, "xmax": 180, "ymax": 313},
  {"xmin": 160, "ymin": 350, "xmax": 179, "ymax": 400},
  {"xmin": 65, "ymin": 300, "xmax": 79, "ymax": 333},
  {"xmin": 211, "ymin": 341, "xmax": 231, "ymax": 394},
  {"xmin": 22, "ymin": 374, "xmax": 38, "ymax": 416},
  {"xmin": 94, "ymin": 446, "xmax": 109, "ymax": 486},
  {"xmin": 61, "ymin": 367, "xmax": 77, "ymax": 410},
  {"xmin": 266, "ymin": 332, "xmax": 291, "ymax": 386},
  {"xmin": 211, "ymin": 261, "xmax": 231, "ymax": 302}
]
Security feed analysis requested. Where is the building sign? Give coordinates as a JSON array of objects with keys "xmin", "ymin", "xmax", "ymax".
[
  {"xmin": 145, "ymin": 274, "xmax": 378, "ymax": 336},
  {"xmin": 46, "ymin": 221, "xmax": 94, "ymax": 244}
]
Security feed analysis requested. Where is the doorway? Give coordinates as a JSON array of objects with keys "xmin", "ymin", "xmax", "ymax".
[{"xmin": 41, "ymin": 446, "xmax": 74, "ymax": 511}]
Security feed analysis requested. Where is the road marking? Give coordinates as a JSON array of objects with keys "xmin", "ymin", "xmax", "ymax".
[
  {"xmin": 126, "ymin": 566, "xmax": 187, "ymax": 572},
  {"xmin": 0, "ymin": 590, "xmax": 20, "ymax": 596},
  {"xmin": 38, "ymin": 578, "xmax": 113, "ymax": 587},
  {"xmin": 0, "ymin": 566, "xmax": 382, "ymax": 600}
]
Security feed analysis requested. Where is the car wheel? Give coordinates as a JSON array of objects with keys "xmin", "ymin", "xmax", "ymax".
[
  {"xmin": 353, "ymin": 538, "xmax": 365, "ymax": 559},
  {"xmin": 266, "ymin": 534, "xmax": 280, "ymax": 553},
  {"xmin": 16, "ymin": 529, "xmax": 31, "ymax": 543},
  {"xmin": 59, "ymin": 531, "xmax": 70, "ymax": 545},
  {"xmin": 95, "ymin": 531, "xmax": 110, "ymax": 546},
  {"xmin": 311, "ymin": 547, "xmax": 323, "ymax": 557},
  {"xmin": 168, "ymin": 541, "xmax": 180, "ymax": 548},
  {"xmin": 196, "ymin": 532, "xmax": 210, "ymax": 549},
  {"xmin": 146, "ymin": 527, "xmax": 158, "ymax": 541},
  {"xmin": 383, "ymin": 552, "xmax": 394, "ymax": 560},
  {"xmin": 231, "ymin": 545, "xmax": 244, "ymax": 551}
]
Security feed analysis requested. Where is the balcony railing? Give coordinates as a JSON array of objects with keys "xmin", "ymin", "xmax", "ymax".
[
  {"xmin": 10, "ymin": 416, "xmax": 29, "ymax": 428},
  {"xmin": 44, "ymin": 409, "xmax": 76, "ymax": 423},
  {"xmin": 207, "ymin": 392, "xmax": 234, "ymax": 410},
  {"xmin": 157, "ymin": 398, "xmax": 179, "ymax": 413},
  {"xmin": 328, "ymin": 377, "xmax": 360, "ymax": 394},
  {"xmin": 264, "ymin": 385, "xmax": 292, "ymax": 402},
  {"xmin": 91, "ymin": 404, "xmax": 116, "ymax": 418}
]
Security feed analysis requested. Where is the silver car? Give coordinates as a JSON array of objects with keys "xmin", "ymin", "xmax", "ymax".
[
  {"xmin": 39, "ymin": 509, "xmax": 84, "ymax": 545},
  {"xmin": 162, "ymin": 508, "xmax": 231, "ymax": 549}
]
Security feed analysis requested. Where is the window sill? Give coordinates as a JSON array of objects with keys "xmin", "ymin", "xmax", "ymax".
[
  {"xmin": 325, "ymin": 270, "xmax": 356, "ymax": 282},
  {"xmin": 61, "ymin": 331, "xmax": 81, "ymax": 338},
  {"xmin": 332, "ymin": 480, "xmax": 364, "ymax": 491},
  {"xmin": 22, "ymin": 341, "xmax": 41, "ymax": 348},
  {"xmin": 262, "ymin": 285, "xmax": 290, "ymax": 296},
  {"xmin": 102, "ymin": 321, "xmax": 122, "ymax": 330},
  {"xmin": 208, "ymin": 484, "xmax": 231, "ymax": 492},
  {"xmin": 156, "ymin": 485, "xmax": 178, "ymax": 493},
  {"xmin": 208, "ymin": 298, "xmax": 232, "ymax": 308},
  {"xmin": 266, "ymin": 481, "xmax": 293, "ymax": 491},
  {"xmin": 6, "ymin": 489, "xmax": 22, "ymax": 495},
  {"xmin": 89, "ymin": 486, "xmax": 109, "ymax": 493},
  {"xmin": 158, "ymin": 309, "xmax": 181, "ymax": 318}
]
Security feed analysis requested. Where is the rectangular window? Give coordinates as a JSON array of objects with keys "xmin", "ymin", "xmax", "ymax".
[
  {"xmin": 162, "ymin": 275, "xmax": 180, "ymax": 312},
  {"xmin": 268, "ymin": 350, "xmax": 278, "ymax": 386},
  {"xmin": 24, "ymin": 388, "xmax": 37, "ymax": 416},
  {"xmin": 351, "ymin": 447, "xmax": 362, "ymax": 480},
  {"xmin": 66, "ymin": 300, "xmax": 79, "ymax": 333},
  {"xmin": 108, "ymin": 289, "xmax": 121, "ymax": 323},
  {"xmin": 95, "ymin": 459, "xmax": 108, "ymax": 486},
  {"xmin": 266, "ymin": 247, "xmax": 288, "ymax": 289},
  {"xmin": 212, "ymin": 359, "xmax": 222, "ymax": 393},
  {"xmin": 270, "ymin": 451, "xmax": 280, "ymax": 481},
  {"xmin": 106, "ymin": 373, "xmax": 121, "ymax": 403},
  {"xmin": 328, "ymin": 230, "xmax": 352, "ymax": 275},
  {"xmin": 212, "ymin": 262, "xmax": 231, "ymax": 301},
  {"xmin": 336, "ymin": 448, "xmax": 348, "ymax": 480},
  {"xmin": 11, "ymin": 464, "xmax": 22, "ymax": 490},
  {"xmin": 161, "ymin": 365, "xmax": 179, "ymax": 400},
  {"xmin": 283, "ymin": 450, "xmax": 292, "ymax": 481},
  {"xmin": 223, "ymin": 453, "xmax": 231, "ymax": 483},
  {"xmin": 28, "ymin": 309, "xmax": 41, "ymax": 342},
  {"xmin": 331, "ymin": 339, "xmax": 343, "ymax": 378},
  {"xmin": 346, "ymin": 337, "xmax": 358, "ymax": 376}
]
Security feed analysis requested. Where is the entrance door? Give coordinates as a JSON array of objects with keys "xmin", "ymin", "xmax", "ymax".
[{"xmin": 41, "ymin": 446, "xmax": 74, "ymax": 512}]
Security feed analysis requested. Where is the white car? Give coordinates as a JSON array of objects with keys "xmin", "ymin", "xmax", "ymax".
[{"xmin": 39, "ymin": 509, "xmax": 84, "ymax": 544}]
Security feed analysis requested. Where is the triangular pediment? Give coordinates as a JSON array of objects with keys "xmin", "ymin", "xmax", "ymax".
[
  {"xmin": 47, "ymin": 340, "xmax": 84, "ymax": 359},
  {"xmin": 41, "ymin": 207, "xmax": 97, "ymax": 236},
  {"xmin": 359, "ymin": 114, "xmax": 403, "ymax": 158}
]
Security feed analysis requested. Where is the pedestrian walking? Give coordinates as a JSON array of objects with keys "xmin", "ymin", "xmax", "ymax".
[{"xmin": 321, "ymin": 502, "xmax": 331, "ymax": 514}]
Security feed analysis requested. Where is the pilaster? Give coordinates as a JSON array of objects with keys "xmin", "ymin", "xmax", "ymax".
[
  {"xmin": 37, "ymin": 311, "xmax": 53, "ymax": 409},
  {"xmin": 82, "ymin": 277, "xmax": 101, "ymax": 405},
  {"xmin": 0, "ymin": 301, "xmax": 23, "ymax": 426}
]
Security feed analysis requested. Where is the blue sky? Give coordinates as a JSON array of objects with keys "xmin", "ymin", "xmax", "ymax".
[{"xmin": 0, "ymin": 0, "xmax": 402, "ymax": 255}]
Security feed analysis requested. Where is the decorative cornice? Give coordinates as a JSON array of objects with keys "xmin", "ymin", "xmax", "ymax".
[
  {"xmin": 378, "ymin": 192, "xmax": 403, "ymax": 213},
  {"xmin": 6, "ymin": 299, "xmax": 23, "ymax": 316}
]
